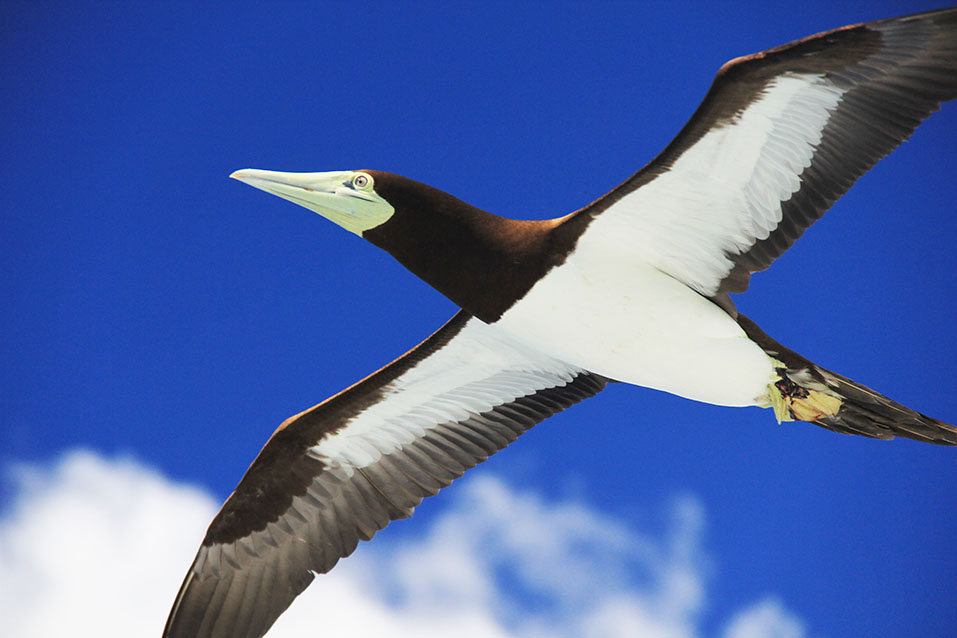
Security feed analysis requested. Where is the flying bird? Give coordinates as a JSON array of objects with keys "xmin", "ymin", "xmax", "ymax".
[{"xmin": 165, "ymin": 8, "xmax": 956, "ymax": 638}]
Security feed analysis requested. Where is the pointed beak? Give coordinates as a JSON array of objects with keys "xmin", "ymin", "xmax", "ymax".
[{"xmin": 230, "ymin": 168, "xmax": 393, "ymax": 235}]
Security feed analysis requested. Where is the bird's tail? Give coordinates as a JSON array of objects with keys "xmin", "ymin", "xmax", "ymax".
[{"xmin": 737, "ymin": 314, "xmax": 956, "ymax": 445}]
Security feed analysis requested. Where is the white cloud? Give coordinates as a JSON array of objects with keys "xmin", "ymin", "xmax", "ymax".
[
  {"xmin": 0, "ymin": 451, "xmax": 216, "ymax": 638},
  {"xmin": 722, "ymin": 598, "xmax": 807, "ymax": 638},
  {"xmin": 0, "ymin": 450, "xmax": 808, "ymax": 638}
]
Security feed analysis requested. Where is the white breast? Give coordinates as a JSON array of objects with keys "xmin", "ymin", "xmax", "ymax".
[{"xmin": 495, "ymin": 226, "xmax": 775, "ymax": 407}]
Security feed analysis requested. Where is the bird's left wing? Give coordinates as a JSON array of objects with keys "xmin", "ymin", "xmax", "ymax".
[
  {"xmin": 163, "ymin": 310, "xmax": 606, "ymax": 638},
  {"xmin": 573, "ymin": 8, "xmax": 956, "ymax": 298}
]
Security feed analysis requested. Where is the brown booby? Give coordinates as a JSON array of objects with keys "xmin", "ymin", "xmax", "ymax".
[{"xmin": 165, "ymin": 8, "xmax": 957, "ymax": 638}]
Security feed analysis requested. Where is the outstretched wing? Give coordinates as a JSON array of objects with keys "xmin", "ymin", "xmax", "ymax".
[
  {"xmin": 575, "ymin": 8, "xmax": 957, "ymax": 297},
  {"xmin": 163, "ymin": 311, "xmax": 606, "ymax": 638}
]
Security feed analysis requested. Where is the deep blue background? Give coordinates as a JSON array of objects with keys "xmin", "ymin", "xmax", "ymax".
[{"xmin": 2, "ymin": 2, "xmax": 954, "ymax": 636}]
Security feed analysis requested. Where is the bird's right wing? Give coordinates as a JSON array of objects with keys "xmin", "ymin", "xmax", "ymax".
[
  {"xmin": 572, "ymin": 8, "xmax": 956, "ymax": 298},
  {"xmin": 163, "ymin": 310, "xmax": 606, "ymax": 638}
]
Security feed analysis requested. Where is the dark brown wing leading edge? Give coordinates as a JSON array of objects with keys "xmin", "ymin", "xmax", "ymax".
[
  {"xmin": 573, "ymin": 8, "xmax": 957, "ymax": 295},
  {"xmin": 163, "ymin": 310, "xmax": 607, "ymax": 638}
]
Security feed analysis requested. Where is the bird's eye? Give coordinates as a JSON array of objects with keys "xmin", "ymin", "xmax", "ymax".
[{"xmin": 352, "ymin": 173, "xmax": 373, "ymax": 190}]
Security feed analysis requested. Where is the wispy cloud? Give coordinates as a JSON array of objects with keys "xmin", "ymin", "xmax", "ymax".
[{"xmin": 0, "ymin": 450, "xmax": 808, "ymax": 638}]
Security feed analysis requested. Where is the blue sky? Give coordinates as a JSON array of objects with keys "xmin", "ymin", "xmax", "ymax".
[{"xmin": 1, "ymin": 2, "xmax": 954, "ymax": 637}]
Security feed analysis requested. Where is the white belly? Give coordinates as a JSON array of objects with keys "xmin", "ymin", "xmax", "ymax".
[{"xmin": 495, "ymin": 249, "xmax": 775, "ymax": 407}]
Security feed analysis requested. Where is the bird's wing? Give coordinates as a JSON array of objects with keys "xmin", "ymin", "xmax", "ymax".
[
  {"xmin": 574, "ymin": 8, "xmax": 956, "ymax": 297},
  {"xmin": 163, "ymin": 310, "xmax": 606, "ymax": 638}
]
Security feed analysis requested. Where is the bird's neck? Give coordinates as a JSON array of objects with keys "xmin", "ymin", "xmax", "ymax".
[{"xmin": 362, "ymin": 193, "xmax": 563, "ymax": 323}]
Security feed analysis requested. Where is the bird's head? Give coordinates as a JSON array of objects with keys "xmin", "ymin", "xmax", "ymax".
[{"xmin": 230, "ymin": 166, "xmax": 547, "ymax": 322}]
